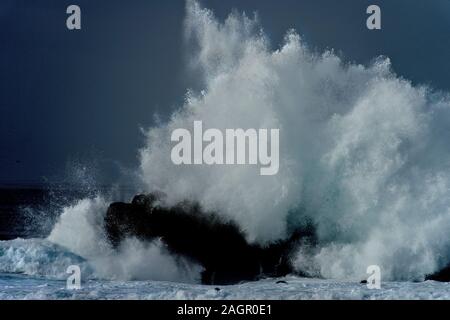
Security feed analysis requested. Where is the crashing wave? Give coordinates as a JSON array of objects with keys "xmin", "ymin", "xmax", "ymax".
[{"xmin": 4, "ymin": 0, "xmax": 450, "ymax": 283}]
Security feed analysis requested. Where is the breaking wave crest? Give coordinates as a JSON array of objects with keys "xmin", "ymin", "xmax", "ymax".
[
  {"xmin": 139, "ymin": 1, "xmax": 450, "ymax": 281},
  {"xmin": 0, "ymin": 198, "xmax": 202, "ymax": 282}
]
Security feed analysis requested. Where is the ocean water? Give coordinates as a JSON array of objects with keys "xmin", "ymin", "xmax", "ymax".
[
  {"xmin": 0, "ymin": 237, "xmax": 449, "ymax": 300},
  {"xmin": 3, "ymin": 1, "xmax": 450, "ymax": 300},
  {"xmin": 1, "ymin": 272, "xmax": 450, "ymax": 300}
]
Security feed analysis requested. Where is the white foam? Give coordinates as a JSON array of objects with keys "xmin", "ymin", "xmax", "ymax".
[
  {"xmin": 0, "ymin": 238, "xmax": 91, "ymax": 279},
  {"xmin": 47, "ymin": 197, "xmax": 201, "ymax": 282},
  {"xmin": 138, "ymin": 1, "xmax": 450, "ymax": 281}
]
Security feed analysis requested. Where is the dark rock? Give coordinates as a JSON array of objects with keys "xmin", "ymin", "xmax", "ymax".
[
  {"xmin": 276, "ymin": 280, "xmax": 288, "ymax": 284},
  {"xmin": 425, "ymin": 265, "xmax": 450, "ymax": 282},
  {"xmin": 104, "ymin": 193, "xmax": 315, "ymax": 285}
]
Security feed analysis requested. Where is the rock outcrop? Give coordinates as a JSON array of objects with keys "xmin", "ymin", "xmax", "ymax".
[{"xmin": 104, "ymin": 193, "xmax": 314, "ymax": 285}]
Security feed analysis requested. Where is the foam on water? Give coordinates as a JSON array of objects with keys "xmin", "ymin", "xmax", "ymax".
[
  {"xmin": 0, "ymin": 197, "xmax": 202, "ymax": 282},
  {"xmin": 0, "ymin": 238, "xmax": 91, "ymax": 279},
  {"xmin": 1, "ymin": 274, "xmax": 450, "ymax": 300}
]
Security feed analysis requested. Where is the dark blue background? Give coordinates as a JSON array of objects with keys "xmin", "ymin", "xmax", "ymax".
[{"xmin": 1, "ymin": 0, "xmax": 450, "ymax": 185}]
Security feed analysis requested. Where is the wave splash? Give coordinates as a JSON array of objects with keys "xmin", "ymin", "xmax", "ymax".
[
  {"xmin": 0, "ymin": 198, "xmax": 201, "ymax": 282},
  {"xmin": 46, "ymin": 197, "xmax": 202, "ymax": 282},
  {"xmin": 139, "ymin": 1, "xmax": 450, "ymax": 281},
  {"xmin": 3, "ymin": 1, "xmax": 450, "ymax": 283}
]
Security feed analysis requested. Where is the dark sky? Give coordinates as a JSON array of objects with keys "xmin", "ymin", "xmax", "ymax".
[{"xmin": 1, "ymin": 0, "xmax": 450, "ymax": 185}]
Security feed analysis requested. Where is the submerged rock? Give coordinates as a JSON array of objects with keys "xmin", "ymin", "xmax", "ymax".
[
  {"xmin": 104, "ymin": 193, "xmax": 315, "ymax": 285},
  {"xmin": 426, "ymin": 265, "xmax": 450, "ymax": 282},
  {"xmin": 276, "ymin": 280, "xmax": 288, "ymax": 284}
]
